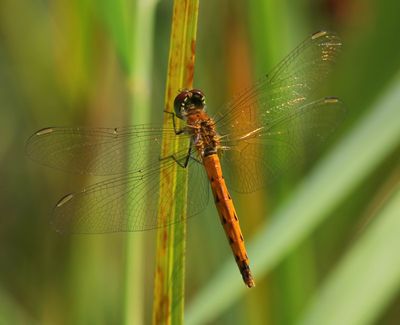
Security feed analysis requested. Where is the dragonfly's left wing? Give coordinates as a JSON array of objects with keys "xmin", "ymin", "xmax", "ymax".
[
  {"xmin": 26, "ymin": 124, "xmax": 188, "ymax": 176},
  {"xmin": 52, "ymin": 156, "xmax": 209, "ymax": 233},
  {"xmin": 27, "ymin": 124, "xmax": 210, "ymax": 233}
]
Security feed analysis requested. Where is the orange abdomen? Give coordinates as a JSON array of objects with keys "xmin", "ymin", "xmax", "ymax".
[{"xmin": 203, "ymin": 154, "xmax": 255, "ymax": 288}]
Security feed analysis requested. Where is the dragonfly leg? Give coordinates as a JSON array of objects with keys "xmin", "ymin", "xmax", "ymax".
[
  {"xmin": 159, "ymin": 147, "xmax": 197, "ymax": 169},
  {"xmin": 183, "ymin": 147, "xmax": 192, "ymax": 167},
  {"xmin": 159, "ymin": 154, "xmax": 187, "ymax": 168},
  {"xmin": 164, "ymin": 110, "xmax": 185, "ymax": 135}
]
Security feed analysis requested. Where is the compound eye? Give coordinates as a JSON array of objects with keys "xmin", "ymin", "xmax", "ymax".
[
  {"xmin": 173, "ymin": 88, "xmax": 206, "ymax": 119},
  {"xmin": 191, "ymin": 89, "xmax": 206, "ymax": 103},
  {"xmin": 189, "ymin": 89, "xmax": 206, "ymax": 110},
  {"xmin": 173, "ymin": 90, "xmax": 190, "ymax": 119}
]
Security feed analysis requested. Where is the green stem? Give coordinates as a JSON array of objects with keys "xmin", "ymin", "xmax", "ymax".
[
  {"xmin": 299, "ymin": 187, "xmax": 400, "ymax": 325},
  {"xmin": 124, "ymin": 0, "xmax": 158, "ymax": 324},
  {"xmin": 152, "ymin": 1, "xmax": 199, "ymax": 324}
]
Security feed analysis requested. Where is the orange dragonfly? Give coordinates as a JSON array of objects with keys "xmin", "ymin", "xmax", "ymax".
[{"xmin": 26, "ymin": 31, "xmax": 345, "ymax": 288}]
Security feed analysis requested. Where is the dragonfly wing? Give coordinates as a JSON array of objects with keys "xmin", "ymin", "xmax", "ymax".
[
  {"xmin": 26, "ymin": 124, "xmax": 184, "ymax": 176},
  {"xmin": 215, "ymin": 31, "xmax": 342, "ymax": 137},
  {"xmin": 214, "ymin": 31, "xmax": 344, "ymax": 193},
  {"xmin": 53, "ymin": 154, "xmax": 209, "ymax": 233},
  {"xmin": 220, "ymin": 97, "xmax": 346, "ymax": 193}
]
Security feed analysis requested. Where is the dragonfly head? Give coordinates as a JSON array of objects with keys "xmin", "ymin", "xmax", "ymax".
[{"xmin": 174, "ymin": 89, "xmax": 206, "ymax": 119}]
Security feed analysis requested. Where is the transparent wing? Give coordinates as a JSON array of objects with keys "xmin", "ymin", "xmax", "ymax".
[
  {"xmin": 52, "ymin": 156, "xmax": 209, "ymax": 233},
  {"xmin": 220, "ymin": 98, "xmax": 346, "ymax": 192},
  {"xmin": 26, "ymin": 124, "xmax": 187, "ymax": 176},
  {"xmin": 215, "ymin": 31, "xmax": 341, "ymax": 135},
  {"xmin": 214, "ymin": 31, "xmax": 345, "ymax": 192},
  {"xmin": 27, "ymin": 122, "xmax": 210, "ymax": 233}
]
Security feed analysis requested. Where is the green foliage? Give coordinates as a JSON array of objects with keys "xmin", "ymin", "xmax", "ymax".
[
  {"xmin": 299, "ymin": 187, "xmax": 400, "ymax": 325},
  {"xmin": 1, "ymin": 0, "xmax": 400, "ymax": 324}
]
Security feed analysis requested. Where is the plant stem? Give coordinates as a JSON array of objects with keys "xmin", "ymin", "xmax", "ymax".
[
  {"xmin": 152, "ymin": 1, "xmax": 199, "ymax": 324},
  {"xmin": 124, "ymin": 0, "xmax": 158, "ymax": 324}
]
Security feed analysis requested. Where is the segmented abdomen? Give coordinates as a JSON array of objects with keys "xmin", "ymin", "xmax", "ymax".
[{"xmin": 202, "ymin": 154, "xmax": 255, "ymax": 288}]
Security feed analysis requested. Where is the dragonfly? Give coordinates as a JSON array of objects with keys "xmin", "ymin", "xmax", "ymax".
[{"xmin": 26, "ymin": 31, "xmax": 345, "ymax": 288}]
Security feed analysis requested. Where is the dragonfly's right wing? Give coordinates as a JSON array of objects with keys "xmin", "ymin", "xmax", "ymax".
[
  {"xmin": 215, "ymin": 31, "xmax": 342, "ymax": 138},
  {"xmin": 214, "ymin": 31, "xmax": 345, "ymax": 193},
  {"xmin": 219, "ymin": 97, "xmax": 346, "ymax": 193}
]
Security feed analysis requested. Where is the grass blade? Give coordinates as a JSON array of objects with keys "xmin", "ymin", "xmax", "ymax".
[
  {"xmin": 123, "ymin": 0, "xmax": 159, "ymax": 324},
  {"xmin": 97, "ymin": 0, "xmax": 133, "ymax": 73},
  {"xmin": 0, "ymin": 286, "xmax": 38, "ymax": 325},
  {"xmin": 152, "ymin": 1, "xmax": 199, "ymax": 324},
  {"xmin": 298, "ymin": 187, "xmax": 400, "ymax": 325}
]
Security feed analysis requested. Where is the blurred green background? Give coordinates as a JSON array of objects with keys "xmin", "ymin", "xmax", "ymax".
[{"xmin": 1, "ymin": 0, "xmax": 400, "ymax": 324}]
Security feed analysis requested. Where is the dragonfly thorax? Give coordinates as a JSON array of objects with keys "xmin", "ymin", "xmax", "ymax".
[{"xmin": 187, "ymin": 114, "xmax": 221, "ymax": 157}]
